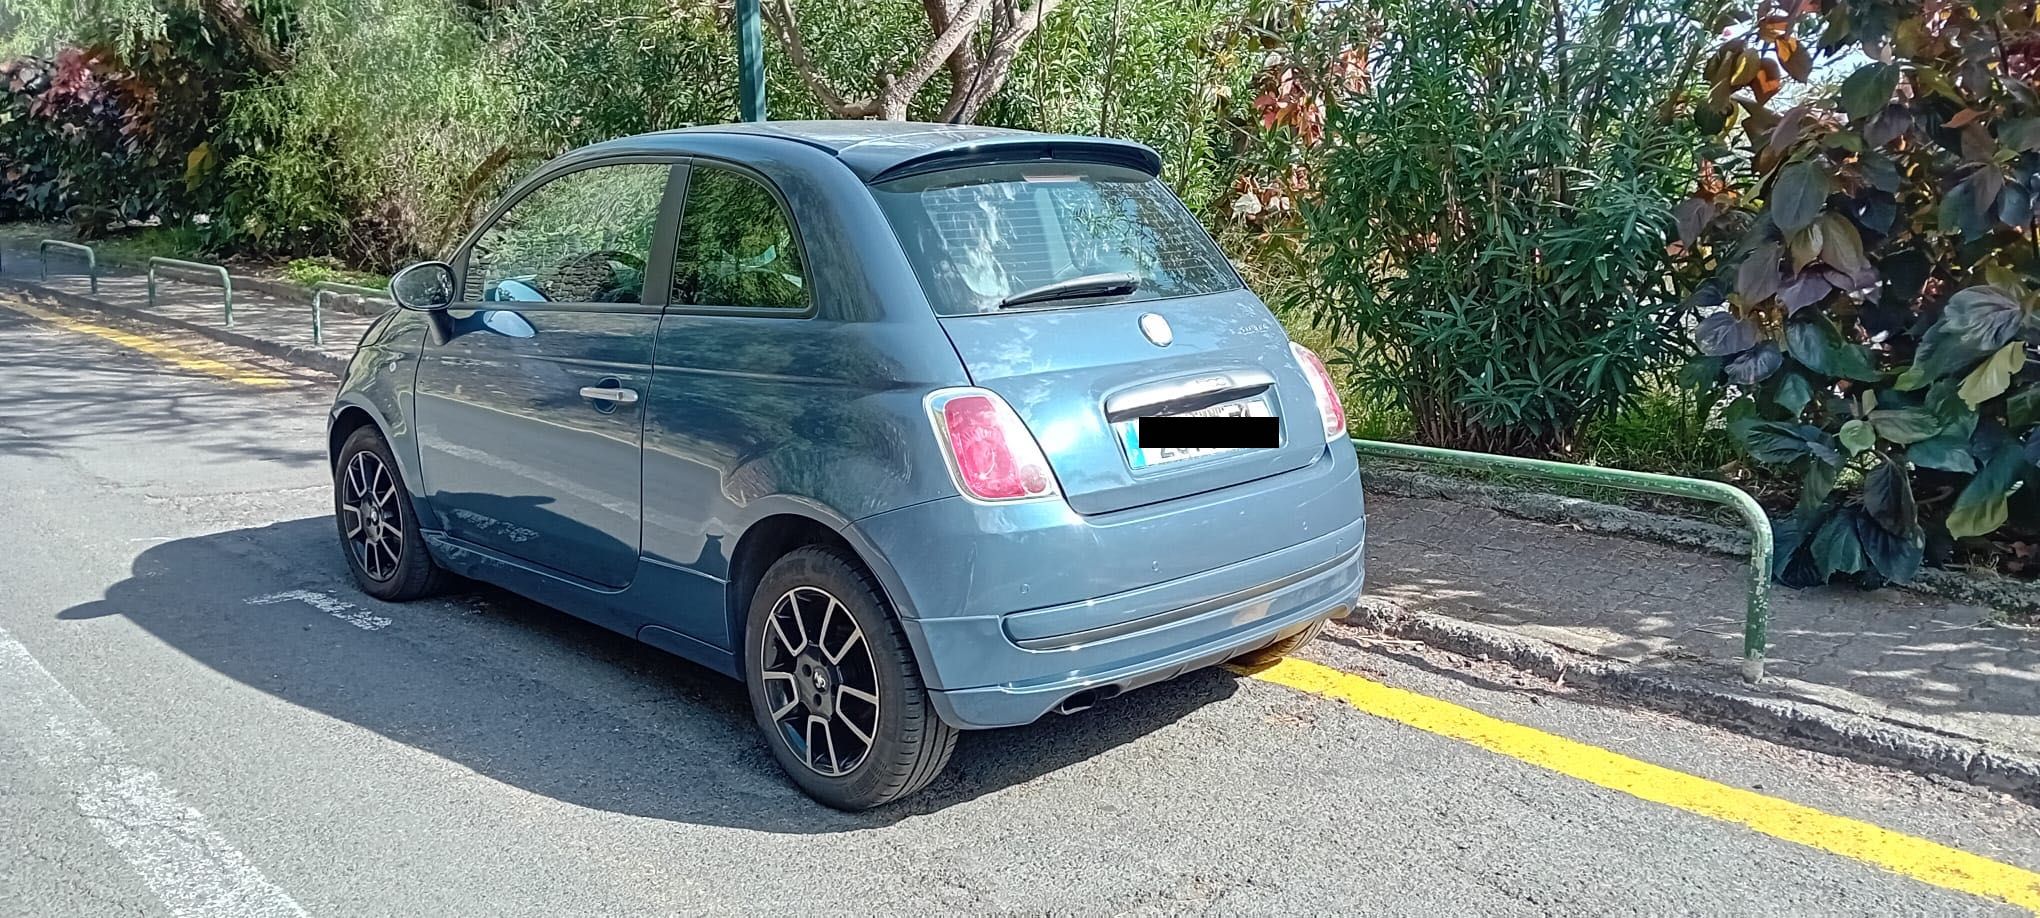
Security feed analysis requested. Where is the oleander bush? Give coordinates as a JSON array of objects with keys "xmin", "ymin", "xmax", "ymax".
[{"xmin": 1294, "ymin": 0, "xmax": 1716, "ymax": 457}]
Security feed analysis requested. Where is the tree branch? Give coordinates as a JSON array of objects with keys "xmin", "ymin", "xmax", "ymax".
[
  {"xmin": 196, "ymin": 0, "xmax": 291, "ymax": 74},
  {"xmin": 773, "ymin": 0, "xmax": 1053, "ymax": 121},
  {"xmin": 881, "ymin": 0, "xmax": 992, "ymax": 116},
  {"xmin": 940, "ymin": 0, "xmax": 1063, "ymax": 123},
  {"xmin": 763, "ymin": 0, "xmax": 879, "ymax": 117},
  {"xmin": 923, "ymin": 0, "xmax": 980, "ymax": 94}
]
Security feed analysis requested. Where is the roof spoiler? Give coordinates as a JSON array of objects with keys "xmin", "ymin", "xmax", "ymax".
[{"xmin": 863, "ymin": 136, "xmax": 1164, "ymax": 184}]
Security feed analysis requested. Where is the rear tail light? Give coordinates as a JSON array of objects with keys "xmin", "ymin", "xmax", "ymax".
[
  {"xmin": 926, "ymin": 388, "xmax": 1061, "ymax": 502},
  {"xmin": 1289, "ymin": 341, "xmax": 1347, "ymax": 440}
]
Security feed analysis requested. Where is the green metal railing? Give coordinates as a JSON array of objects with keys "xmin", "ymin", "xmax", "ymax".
[
  {"xmin": 38, "ymin": 240, "xmax": 97, "ymax": 294},
  {"xmin": 1351, "ymin": 438, "xmax": 1775, "ymax": 683},
  {"xmin": 147, "ymin": 257, "xmax": 234, "ymax": 326},
  {"xmin": 310, "ymin": 282, "xmax": 389, "ymax": 346}
]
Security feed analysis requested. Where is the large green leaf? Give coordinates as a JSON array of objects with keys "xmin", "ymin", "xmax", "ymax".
[
  {"xmin": 1736, "ymin": 241, "xmax": 1784, "ymax": 303},
  {"xmin": 1770, "ymin": 514, "xmax": 1811, "ymax": 580},
  {"xmin": 1725, "ymin": 342, "xmax": 1783, "ymax": 384},
  {"xmin": 1945, "ymin": 446, "xmax": 2028, "ymax": 537},
  {"xmin": 1697, "ymin": 311, "xmax": 1759, "ymax": 356},
  {"xmin": 1674, "ymin": 197, "xmax": 1715, "ymax": 247},
  {"xmin": 2000, "ymin": 182, "xmax": 2034, "ymax": 228},
  {"xmin": 1941, "ymin": 287, "xmax": 2029, "ymax": 350},
  {"xmin": 2010, "ymin": 387, "xmax": 2040, "ymax": 429},
  {"xmin": 1778, "ymin": 272, "xmax": 1832, "ymax": 314},
  {"xmin": 1858, "ymin": 150, "xmax": 1903, "ymax": 191},
  {"xmin": 1868, "ymin": 407, "xmax": 1946, "ymax": 443},
  {"xmin": 1939, "ymin": 169, "xmax": 2006, "ymax": 239},
  {"xmin": 1856, "ymin": 511, "xmax": 1925, "ymax": 582},
  {"xmin": 1908, "ymin": 286, "xmax": 2026, "ymax": 383},
  {"xmin": 1813, "ymin": 213, "xmax": 1873, "ymax": 287},
  {"xmin": 1839, "ymin": 418, "xmax": 1876, "ymax": 453},
  {"xmin": 1909, "ymin": 412, "xmax": 1979, "ymax": 472},
  {"xmin": 2002, "ymin": 116, "xmax": 2040, "ymax": 152},
  {"xmin": 1861, "ymin": 457, "xmax": 1917, "ymax": 534},
  {"xmin": 1801, "ymin": 458, "xmax": 1839, "ymax": 505},
  {"xmin": 1776, "ymin": 371, "xmax": 1814, "ymax": 415},
  {"xmin": 1789, "ymin": 221, "xmax": 1824, "ymax": 270},
  {"xmin": 1812, "ymin": 510, "xmax": 1866, "ymax": 577},
  {"xmin": 1909, "ymin": 434, "xmax": 1976, "ymax": 472},
  {"xmin": 1786, "ymin": 315, "xmax": 1882, "ymax": 381},
  {"xmin": 1958, "ymin": 341, "xmax": 2027, "ymax": 407},
  {"xmin": 1865, "ymin": 105, "xmax": 1912, "ymax": 148},
  {"xmin": 1737, "ymin": 420, "xmax": 1843, "ymax": 466},
  {"xmin": 1772, "ymin": 161, "xmax": 1831, "ymax": 234},
  {"xmin": 1840, "ymin": 63, "xmax": 1902, "ymax": 119}
]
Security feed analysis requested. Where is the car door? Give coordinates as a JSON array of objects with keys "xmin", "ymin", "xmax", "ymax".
[
  {"xmin": 640, "ymin": 161, "xmax": 823, "ymax": 645},
  {"xmin": 412, "ymin": 159, "xmax": 679, "ymax": 589}
]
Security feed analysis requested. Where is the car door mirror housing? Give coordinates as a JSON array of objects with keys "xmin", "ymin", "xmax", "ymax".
[{"xmin": 390, "ymin": 261, "xmax": 456, "ymax": 312}]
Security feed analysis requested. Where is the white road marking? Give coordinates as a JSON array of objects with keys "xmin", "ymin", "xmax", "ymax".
[
  {"xmin": 247, "ymin": 589, "xmax": 391, "ymax": 631},
  {"xmin": 0, "ymin": 626, "xmax": 309, "ymax": 917}
]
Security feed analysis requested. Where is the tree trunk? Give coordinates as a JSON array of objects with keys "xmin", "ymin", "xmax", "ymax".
[
  {"xmin": 196, "ymin": 0, "xmax": 291, "ymax": 74},
  {"xmin": 769, "ymin": 0, "xmax": 1060, "ymax": 122}
]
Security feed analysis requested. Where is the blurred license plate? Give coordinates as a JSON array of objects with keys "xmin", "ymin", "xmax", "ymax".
[{"xmin": 1116, "ymin": 397, "xmax": 1272, "ymax": 469}]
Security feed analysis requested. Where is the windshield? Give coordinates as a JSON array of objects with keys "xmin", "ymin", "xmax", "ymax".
[{"xmin": 871, "ymin": 162, "xmax": 1240, "ymax": 316}]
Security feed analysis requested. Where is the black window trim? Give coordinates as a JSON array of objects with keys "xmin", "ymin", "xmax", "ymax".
[
  {"xmin": 449, "ymin": 154, "xmax": 685, "ymax": 316},
  {"xmin": 663, "ymin": 156, "xmax": 820, "ymax": 320}
]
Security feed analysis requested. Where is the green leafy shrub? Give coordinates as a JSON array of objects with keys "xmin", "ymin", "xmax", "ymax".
[
  {"xmin": 1298, "ymin": 0, "xmax": 1713, "ymax": 457},
  {"xmin": 3, "ymin": 16, "xmax": 276, "ymax": 242},
  {"xmin": 0, "ymin": 51, "xmax": 141, "ymax": 222},
  {"xmin": 1683, "ymin": 2, "xmax": 2040, "ymax": 585}
]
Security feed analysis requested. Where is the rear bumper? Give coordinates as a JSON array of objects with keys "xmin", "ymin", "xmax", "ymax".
[
  {"xmin": 848, "ymin": 441, "xmax": 1366, "ymax": 729},
  {"xmin": 915, "ymin": 525, "xmax": 1361, "ymax": 728}
]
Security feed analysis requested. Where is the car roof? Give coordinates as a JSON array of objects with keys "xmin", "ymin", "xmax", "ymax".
[{"xmin": 579, "ymin": 120, "xmax": 1165, "ymax": 183}]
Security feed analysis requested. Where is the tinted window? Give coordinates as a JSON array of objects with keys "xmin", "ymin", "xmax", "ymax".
[
  {"xmin": 871, "ymin": 163, "xmax": 1239, "ymax": 315},
  {"xmin": 467, "ymin": 163, "xmax": 668, "ymax": 304},
  {"xmin": 672, "ymin": 166, "xmax": 809, "ymax": 309}
]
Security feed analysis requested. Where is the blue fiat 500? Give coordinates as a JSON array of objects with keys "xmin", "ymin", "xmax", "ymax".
[{"xmin": 330, "ymin": 121, "xmax": 1366, "ymax": 809}]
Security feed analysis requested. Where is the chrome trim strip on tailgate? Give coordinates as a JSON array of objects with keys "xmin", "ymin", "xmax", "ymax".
[{"xmin": 1102, "ymin": 369, "xmax": 1276, "ymax": 422}]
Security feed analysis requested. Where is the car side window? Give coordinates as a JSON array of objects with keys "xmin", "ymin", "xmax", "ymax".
[
  {"xmin": 466, "ymin": 163, "xmax": 669, "ymax": 304},
  {"xmin": 671, "ymin": 166, "xmax": 809, "ymax": 309}
]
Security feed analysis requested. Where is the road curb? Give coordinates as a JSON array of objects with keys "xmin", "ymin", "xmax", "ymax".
[
  {"xmin": 1335, "ymin": 596, "xmax": 2040, "ymax": 806},
  {"xmin": 0, "ymin": 276, "xmax": 348, "ymax": 375},
  {"xmin": 1361, "ymin": 464, "xmax": 2040, "ymax": 619}
]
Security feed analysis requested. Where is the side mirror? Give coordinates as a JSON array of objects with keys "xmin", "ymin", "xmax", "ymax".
[{"xmin": 390, "ymin": 261, "xmax": 455, "ymax": 311}]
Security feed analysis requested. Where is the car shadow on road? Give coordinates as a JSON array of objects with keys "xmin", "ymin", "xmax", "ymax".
[{"xmin": 56, "ymin": 517, "xmax": 1238, "ymax": 834}]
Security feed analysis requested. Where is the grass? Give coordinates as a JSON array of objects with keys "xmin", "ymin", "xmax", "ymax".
[
  {"xmin": 1576, "ymin": 383, "xmax": 1740, "ymax": 479},
  {"xmin": 278, "ymin": 257, "xmax": 389, "ymax": 290},
  {"xmin": 88, "ymin": 224, "xmax": 211, "ymax": 267}
]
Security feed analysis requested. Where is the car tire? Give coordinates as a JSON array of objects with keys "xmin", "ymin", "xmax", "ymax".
[
  {"xmin": 744, "ymin": 545, "xmax": 957, "ymax": 810},
  {"xmin": 1229, "ymin": 616, "xmax": 1330, "ymax": 668},
  {"xmin": 334, "ymin": 426, "xmax": 447, "ymax": 602}
]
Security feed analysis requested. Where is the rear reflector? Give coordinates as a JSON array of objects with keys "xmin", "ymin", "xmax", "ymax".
[
  {"xmin": 927, "ymin": 388, "xmax": 1061, "ymax": 502},
  {"xmin": 1289, "ymin": 342, "xmax": 1348, "ymax": 440}
]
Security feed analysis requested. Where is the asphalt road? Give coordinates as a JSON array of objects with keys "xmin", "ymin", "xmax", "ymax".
[{"xmin": 3, "ymin": 298, "xmax": 2039, "ymax": 917}]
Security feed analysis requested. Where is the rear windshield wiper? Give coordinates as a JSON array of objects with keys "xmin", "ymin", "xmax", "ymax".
[{"xmin": 996, "ymin": 272, "xmax": 1139, "ymax": 310}]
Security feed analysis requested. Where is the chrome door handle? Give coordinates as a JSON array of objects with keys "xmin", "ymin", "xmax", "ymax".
[{"xmin": 579, "ymin": 386, "xmax": 639, "ymax": 405}]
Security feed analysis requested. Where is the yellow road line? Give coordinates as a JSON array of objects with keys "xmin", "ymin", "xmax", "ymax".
[
  {"xmin": 0, "ymin": 299, "xmax": 288, "ymax": 388},
  {"xmin": 1244, "ymin": 656, "xmax": 2040, "ymax": 913}
]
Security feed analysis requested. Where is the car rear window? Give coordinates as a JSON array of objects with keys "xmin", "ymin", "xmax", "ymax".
[{"xmin": 870, "ymin": 162, "xmax": 1240, "ymax": 316}]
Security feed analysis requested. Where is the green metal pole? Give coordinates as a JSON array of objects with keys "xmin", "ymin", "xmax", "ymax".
[
  {"xmin": 736, "ymin": 0, "xmax": 766, "ymax": 122},
  {"xmin": 1349, "ymin": 439, "xmax": 1774, "ymax": 682}
]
